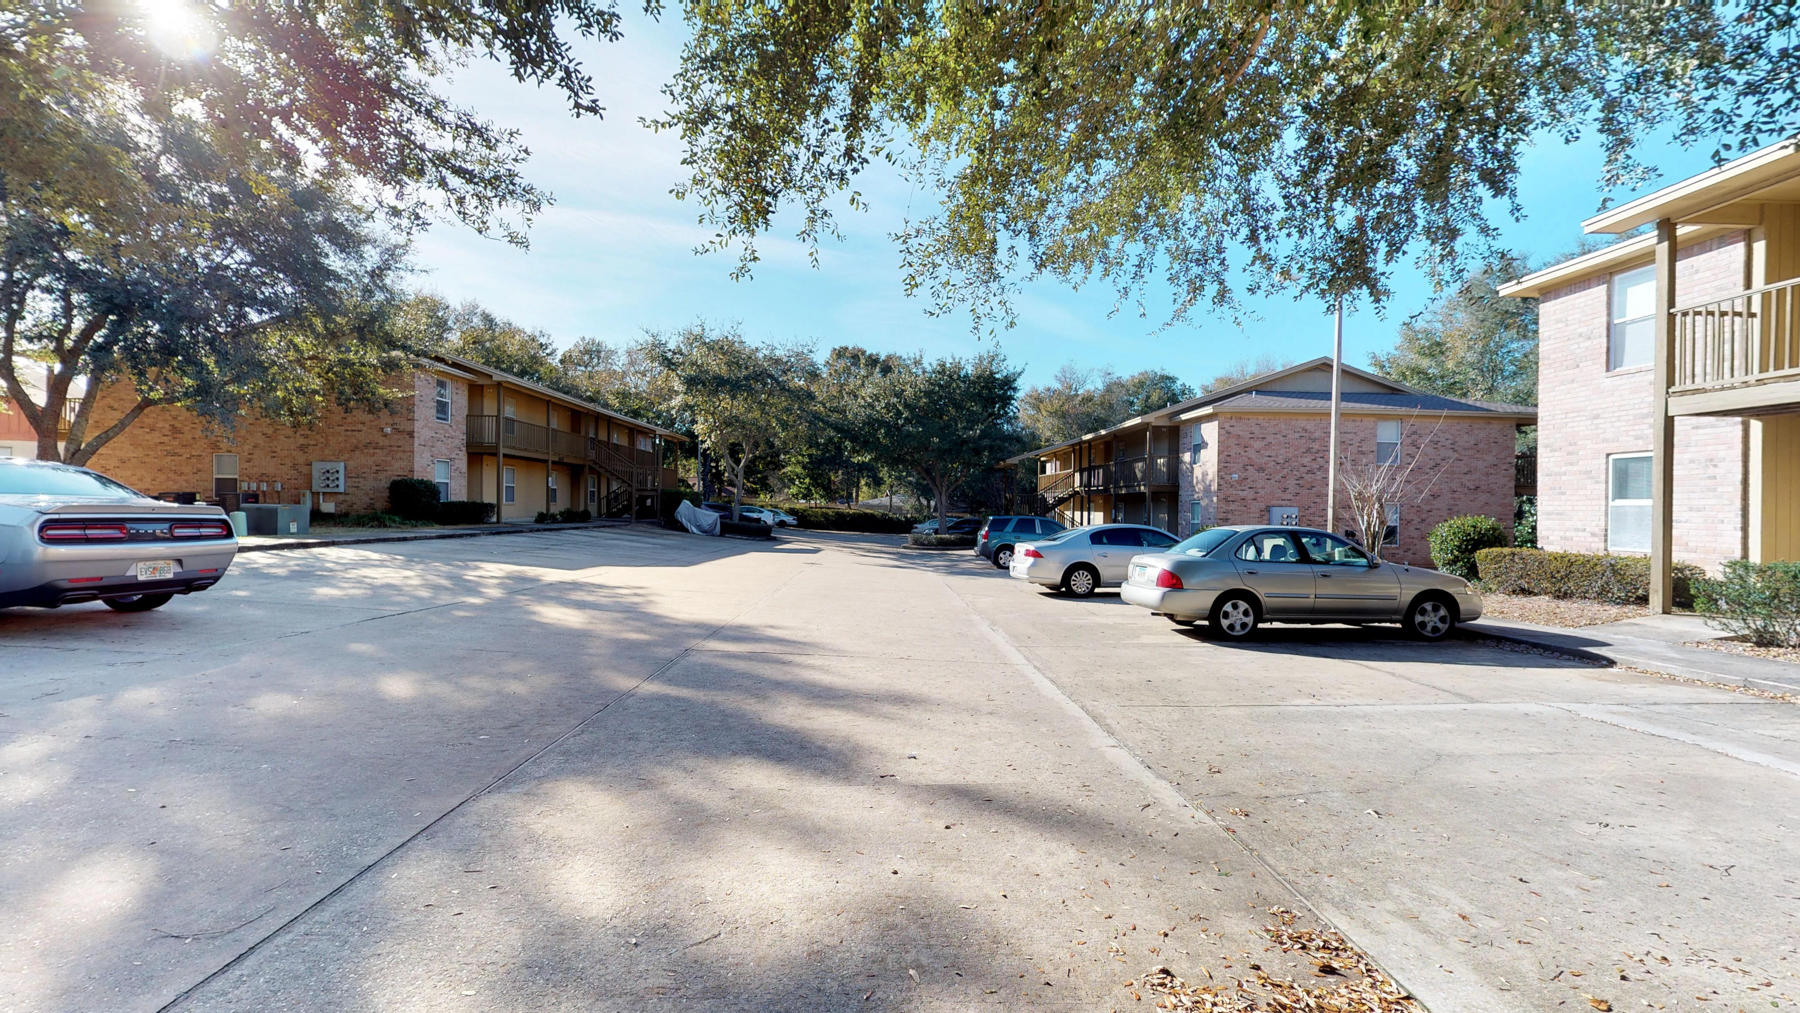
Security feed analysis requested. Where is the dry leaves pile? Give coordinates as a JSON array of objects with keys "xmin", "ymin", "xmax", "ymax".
[
  {"xmin": 1128, "ymin": 908, "xmax": 1418, "ymax": 1012},
  {"xmin": 1479, "ymin": 593, "xmax": 1649, "ymax": 628}
]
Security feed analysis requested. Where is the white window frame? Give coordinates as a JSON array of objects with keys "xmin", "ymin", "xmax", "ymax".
[
  {"xmin": 1190, "ymin": 501, "xmax": 1205, "ymax": 526},
  {"xmin": 1383, "ymin": 504, "xmax": 1400, "ymax": 547},
  {"xmin": 547, "ymin": 471, "xmax": 558, "ymax": 506},
  {"xmin": 1376, "ymin": 420, "xmax": 1402, "ymax": 465},
  {"xmin": 1609, "ymin": 265, "xmax": 1656, "ymax": 372},
  {"xmin": 1607, "ymin": 451, "xmax": 1653, "ymax": 553},
  {"xmin": 432, "ymin": 459, "xmax": 451, "ymax": 502},
  {"xmin": 587, "ymin": 473, "xmax": 598, "ymax": 505},
  {"xmin": 503, "ymin": 466, "xmax": 516, "ymax": 505},
  {"xmin": 434, "ymin": 378, "xmax": 452, "ymax": 422}
]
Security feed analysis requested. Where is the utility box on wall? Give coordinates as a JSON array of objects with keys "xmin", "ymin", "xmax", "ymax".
[{"xmin": 311, "ymin": 461, "xmax": 346, "ymax": 494}]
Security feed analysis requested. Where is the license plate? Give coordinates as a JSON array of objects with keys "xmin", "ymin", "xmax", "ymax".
[
  {"xmin": 1131, "ymin": 565, "xmax": 1148, "ymax": 583},
  {"xmin": 136, "ymin": 560, "xmax": 175, "ymax": 581}
]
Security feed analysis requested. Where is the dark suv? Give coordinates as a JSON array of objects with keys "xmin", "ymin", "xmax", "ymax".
[{"xmin": 976, "ymin": 515, "xmax": 1067, "ymax": 568}]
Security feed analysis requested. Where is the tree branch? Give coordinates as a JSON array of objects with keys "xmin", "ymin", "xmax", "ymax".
[{"xmin": 67, "ymin": 397, "xmax": 155, "ymax": 467}]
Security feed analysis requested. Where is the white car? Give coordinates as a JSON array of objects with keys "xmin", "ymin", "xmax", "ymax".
[
  {"xmin": 1008, "ymin": 523, "xmax": 1180, "ymax": 597},
  {"xmin": 740, "ymin": 505, "xmax": 797, "ymax": 527}
]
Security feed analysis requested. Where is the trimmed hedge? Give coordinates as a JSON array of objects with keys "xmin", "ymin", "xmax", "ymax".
[
  {"xmin": 437, "ymin": 500, "xmax": 494, "ymax": 525},
  {"xmin": 1475, "ymin": 547, "xmax": 1703, "ymax": 606},
  {"xmin": 315, "ymin": 511, "xmax": 433, "ymax": 529},
  {"xmin": 1694, "ymin": 560, "xmax": 1800, "ymax": 647},
  {"xmin": 1428, "ymin": 514, "xmax": 1508, "ymax": 580},
  {"xmin": 909, "ymin": 533, "xmax": 977, "ymax": 548},
  {"xmin": 791, "ymin": 506, "xmax": 917, "ymax": 534},
  {"xmin": 387, "ymin": 477, "xmax": 440, "ymax": 521}
]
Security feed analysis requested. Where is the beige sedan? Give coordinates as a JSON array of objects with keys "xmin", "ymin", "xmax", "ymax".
[{"xmin": 1120, "ymin": 525, "xmax": 1483, "ymax": 640}]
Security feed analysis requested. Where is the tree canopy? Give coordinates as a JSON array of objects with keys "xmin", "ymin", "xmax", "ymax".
[
  {"xmin": 1369, "ymin": 253, "xmax": 1537, "ymax": 406},
  {"xmin": 1018, "ymin": 365, "xmax": 1194, "ymax": 446},
  {"xmin": 657, "ymin": 1, "xmax": 1799, "ymax": 324},
  {"xmin": 864, "ymin": 352, "xmax": 1022, "ymax": 527}
]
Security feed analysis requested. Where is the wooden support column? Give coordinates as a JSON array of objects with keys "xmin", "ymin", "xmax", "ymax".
[
  {"xmin": 1651, "ymin": 218, "xmax": 1678, "ymax": 613},
  {"xmin": 1144, "ymin": 425, "xmax": 1153, "ymax": 525},
  {"xmin": 546, "ymin": 401, "xmax": 554, "ymax": 515},
  {"xmin": 493, "ymin": 382, "xmax": 506, "ymax": 523}
]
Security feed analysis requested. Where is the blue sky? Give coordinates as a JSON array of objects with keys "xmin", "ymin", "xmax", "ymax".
[{"xmin": 412, "ymin": 11, "xmax": 1723, "ymax": 391}]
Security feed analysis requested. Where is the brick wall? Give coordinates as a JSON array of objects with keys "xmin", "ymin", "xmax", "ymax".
[
  {"xmin": 1537, "ymin": 233, "xmax": 1748, "ymax": 571},
  {"xmin": 1177, "ymin": 420, "xmax": 1219, "ymax": 536},
  {"xmin": 1203, "ymin": 412, "xmax": 1519, "ymax": 566},
  {"xmin": 83, "ymin": 372, "xmax": 460, "ymax": 515},
  {"xmin": 412, "ymin": 372, "xmax": 470, "ymax": 501}
]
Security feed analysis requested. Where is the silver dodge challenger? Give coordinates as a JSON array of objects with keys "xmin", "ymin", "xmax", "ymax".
[
  {"xmin": 1120, "ymin": 524, "xmax": 1483, "ymax": 640},
  {"xmin": 0, "ymin": 459, "xmax": 237, "ymax": 612}
]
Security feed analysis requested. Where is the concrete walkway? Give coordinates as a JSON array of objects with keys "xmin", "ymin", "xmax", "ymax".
[
  {"xmin": 1466, "ymin": 612, "xmax": 1800, "ymax": 695},
  {"xmin": 236, "ymin": 518, "xmax": 634, "ymax": 553}
]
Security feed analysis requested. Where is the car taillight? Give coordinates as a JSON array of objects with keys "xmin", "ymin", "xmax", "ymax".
[
  {"xmin": 1020, "ymin": 547, "xmax": 1042, "ymax": 559},
  {"xmin": 170, "ymin": 520, "xmax": 232, "ymax": 539},
  {"xmin": 1155, "ymin": 568, "xmax": 1184, "ymax": 590},
  {"xmin": 980, "ymin": 530, "xmax": 988, "ymax": 541},
  {"xmin": 38, "ymin": 522, "xmax": 128, "ymax": 543}
]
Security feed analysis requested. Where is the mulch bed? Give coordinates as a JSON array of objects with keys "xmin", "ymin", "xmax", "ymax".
[
  {"xmin": 1685, "ymin": 636, "xmax": 1800, "ymax": 665},
  {"xmin": 1478, "ymin": 593, "xmax": 1650, "ymax": 628}
]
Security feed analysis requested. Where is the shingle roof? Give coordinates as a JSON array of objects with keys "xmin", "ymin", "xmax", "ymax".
[{"xmin": 1205, "ymin": 389, "xmax": 1537, "ymax": 416}]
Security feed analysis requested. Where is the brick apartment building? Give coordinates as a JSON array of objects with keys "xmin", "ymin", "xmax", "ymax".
[
  {"xmin": 1015, "ymin": 359, "xmax": 1534, "ymax": 566},
  {"xmin": 67, "ymin": 353, "xmax": 678, "ymax": 522},
  {"xmin": 1501, "ymin": 138, "xmax": 1800, "ymax": 603}
]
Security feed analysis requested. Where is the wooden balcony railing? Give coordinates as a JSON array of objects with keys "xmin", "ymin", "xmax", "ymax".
[
  {"xmin": 1113, "ymin": 454, "xmax": 1179, "ymax": 490},
  {"xmin": 1672, "ymin": 276, "xmax": 1800, "ymax": 391}
]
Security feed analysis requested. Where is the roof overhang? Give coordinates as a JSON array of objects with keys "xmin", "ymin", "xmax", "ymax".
[
  {"xmin": 1177, "ymin": 403, "xmax": 1536, "ymax": 423},
  {"xmin": 429, "ymin": 352, "xmax": 687, "ymax": 441},
  {"xmin": 1497, "ymin": 224, "xmax": 1729, "ymax": 299},
  {"xmin": 1581, "ymin": 137, "xmax": 1800, "ymax": 235}
]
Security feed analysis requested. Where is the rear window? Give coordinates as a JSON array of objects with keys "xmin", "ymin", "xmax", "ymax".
[
  {"xmin": 0, "ymin": 465, "xmax": 142, "ymax": 498},
  {"xmin": 1038, "ymin": 527, "xmax": 1084, "ymax": 544},
  {"xmin": 1173, "ymin": 528, "xmax": 1236, "ymax": 557}
]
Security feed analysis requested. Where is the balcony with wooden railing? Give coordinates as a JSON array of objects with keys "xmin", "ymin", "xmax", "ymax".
[
  {"xmin": 1669, "ymin": 276, "xmax": 1800, "ymax": 416},
  {"xmin": 1113, "ymin": 454, "xmax": 1179, "ymax": 492},
  {"xmin": 467, "ymin": 417, "xmax": 662, "ymax": 483}
]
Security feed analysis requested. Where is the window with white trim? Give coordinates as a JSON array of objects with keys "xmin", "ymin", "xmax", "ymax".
[
  {"xmin": 1190, "ymin": 501, "xmax": 1206, "ymax": 526},
  {"xmin": 432, "ymin": 459, "xmax": 451, "ymax": 501},
  {"xmin": 1376, "ymin": 420, "xmax": 1402, "ymax": 465},
  {"xmin": 1607, "ymin": 452, "xmax": 1652, "ymax": 552},
  {"xmin": 1383, "ymin": 504, "xmax": 1400, "ymax": 547},
  {"xmin": 548, "ymin": 471, "xmax": 558, "ymax": 506},
  {"xmin": 503, "ymin": 466, "xmax": 516, "ymax": 505},
  {"xmin": 1609, "ymin": 265, "xmax": 1656, "ymax": 371},
  {"xmin": 587, "ymin": 473, "xmax": 598, "ymax": 505},
  {"xmin": 434, "ymin": 378, "xmax": 452, "ymax": 422}
]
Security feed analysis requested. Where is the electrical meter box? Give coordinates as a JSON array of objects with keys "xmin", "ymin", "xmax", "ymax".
[{"xmin": 311, "ymin": 461, "xmax": 347, "ymax": 494}]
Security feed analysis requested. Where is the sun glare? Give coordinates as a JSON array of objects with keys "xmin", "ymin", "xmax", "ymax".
[{"xmin": 137, "ymin": 0, "xmax": 217, "ymax": 60}]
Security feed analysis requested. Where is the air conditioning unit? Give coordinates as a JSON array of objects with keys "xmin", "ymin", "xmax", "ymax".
[{"xmin": 312, "ymin": 461, "xmax": 347, "ymax": 493}]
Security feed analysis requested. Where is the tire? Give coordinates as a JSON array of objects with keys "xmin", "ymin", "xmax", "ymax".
[
  {"xmin": 1404, "ymin": 594, "xmax": 1457, "ymax": 641},
  {"xmin": 993, "ymin": 545, "xmax": 1015, "ymax": 569},
  {"xmin": 1208, "ymin": 593, "xmax": 1260, "ymax": 639},
  {"xmin": 1063, "ymin": 564, "xmax": 1100, "ymax": 598},
  {"xmin": 104, "ymin": 593, "xmax": 174, "ymax": 613}
]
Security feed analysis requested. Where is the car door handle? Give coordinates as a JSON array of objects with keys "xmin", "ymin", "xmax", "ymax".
[
  {"xmin": 1242, "ymin": 568, "xmax": 1259, "ymax": 575},
  {"xmin": 1317, "ymin": 572, "xmax": 1331, "ymax": 579}
]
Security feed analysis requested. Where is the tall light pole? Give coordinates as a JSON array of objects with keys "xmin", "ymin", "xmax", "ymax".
[{"xmin": 1325, "ymin": 298, "xmax": 1344, "ymax": 535}]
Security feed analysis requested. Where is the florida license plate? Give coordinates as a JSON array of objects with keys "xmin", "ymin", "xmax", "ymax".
[
  {"xmin": 1131, "ymin": 564, "xmax": 1148, "ymax": 583},
  {"xmin": 136, "ymin": 560, "xmax": 175, "ymax": 581}
]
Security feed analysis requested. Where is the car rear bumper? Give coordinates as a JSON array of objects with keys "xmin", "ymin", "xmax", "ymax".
[
  {"xmin": 0, "ymin": 568, "xmax": 229, "ymax": 608},
  {"xmin": 0, "ymin": 541, "xmax": 237, "ymax": 608},
  {"xmin": 1007, "ymin": 557, "xmax": 1061, "ymax": 586},
  {"xmin": 1121, "ymin": 582, "xmax": 1223, "ymax": 619}
]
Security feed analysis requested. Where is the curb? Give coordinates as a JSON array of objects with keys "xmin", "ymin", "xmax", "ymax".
[
  {"xmin": 237, "ymin": 519, "xmax": 637, "ymax": 553},
  {"xmin": 1461, "ymin": 622, "xmax": 1800, "ymax": 696},
  {"xmin": 898, "ymin": 543, "xmax": 977, "ymax": 552}
]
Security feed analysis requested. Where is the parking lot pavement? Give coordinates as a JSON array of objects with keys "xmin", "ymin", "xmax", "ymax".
[
  {"xmin": 953, "ymin": 568, "xmax": 1800, "ymax": 1012},
  {"xmin": 3, "ymin": 527, "xmax": 1356, "ymax": 1012}
]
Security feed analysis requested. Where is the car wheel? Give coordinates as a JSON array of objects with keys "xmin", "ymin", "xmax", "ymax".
[
  {"xmin": 1208, "ymin": 593, "xmax": 1259, "ymax": 639},
  {"xmin": 993, "ymin": 545, "xmax": 1014, "ymax": 568},
  {"xmin": 1063, "ymin": 564, "xmax": 1100, "ymax": 598},
  {"xmin": 104, "ymin": 593, "xmax": 174, "ymax": 613},
  {"xmin": 1405, "ymin": 594, "xmax": 1457, "ymax": 640}
]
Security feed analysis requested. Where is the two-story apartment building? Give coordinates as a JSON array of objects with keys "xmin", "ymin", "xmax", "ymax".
[
  {"xmin": 76, "ymin": 352, "xmax": 678, "ymax": 522},
  {"xmin": 1501, "ymin": 138, "xmax": 1800, "ymax": 608},
  {"xmin": 1014, "ymin": 359, "xmax": 1534, "ymax": 566}
]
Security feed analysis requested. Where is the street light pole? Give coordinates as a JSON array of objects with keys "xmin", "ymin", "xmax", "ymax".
[{"xmin": 1325, "ymin": 298, "xmax": 1343, "ymax": 535}]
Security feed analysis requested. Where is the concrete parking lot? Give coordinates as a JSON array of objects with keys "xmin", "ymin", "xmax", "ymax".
[{"xmin": 1, "ymin": 527, "xmax": 1795, "ymax": 1011}]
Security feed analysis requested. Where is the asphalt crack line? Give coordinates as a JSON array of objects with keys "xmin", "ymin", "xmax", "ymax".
[
  {"xmin": 941, "ymin": 577, "xmax": 1432, "ymax": 1011},
  {"xmin": 1551, "ymin": 702, "xmax": 1800, "ymax": 778},
  {"xmin": 157, "ymin": 559, "xmax": 809, "ymax": 1012}
]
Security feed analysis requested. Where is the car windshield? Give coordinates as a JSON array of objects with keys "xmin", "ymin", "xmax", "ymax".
[
  {"xmin": 1172, "ymin": 528, "xmax": 1237, "ymax": 557},
  {"xmin": 0, "ymin": 465, "xmax": 142, "ymax": 498}
]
